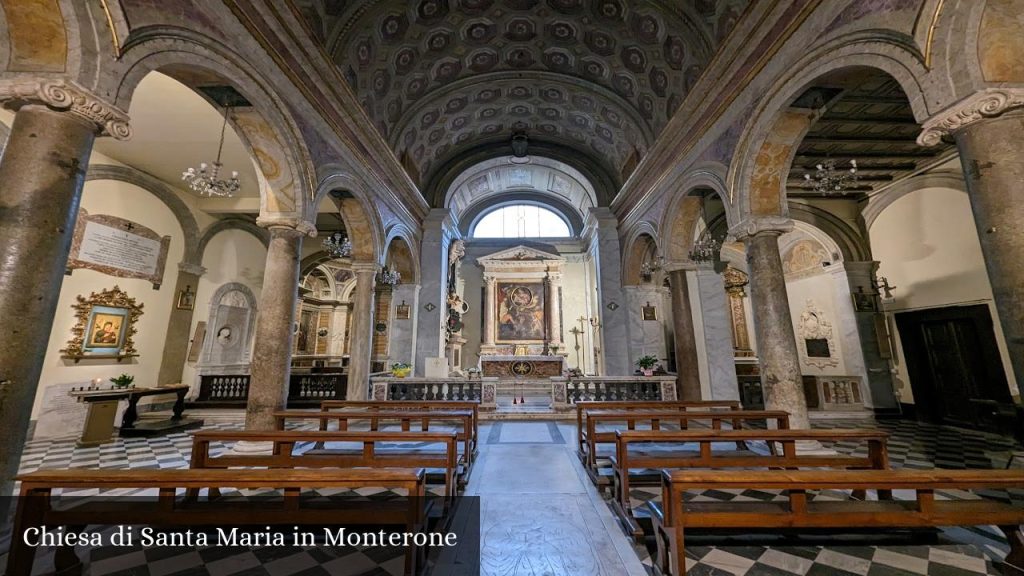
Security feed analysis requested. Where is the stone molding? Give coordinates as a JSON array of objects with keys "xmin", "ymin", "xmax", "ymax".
[
  {"xmin": 178, "ymin": 262, "xmax": 207, "ymax": 276},
  {"xmin": 255, "ymin": 216, "xmax": 317, "ymax": 237},
  {"xmin": 728, "ymin": 216, "xmax": 794, "ymax": 242},
  {"xmin": 663, "ymin": 260, "xmax": 699, "ymax": 273},
  {"xmin": 0, "ymin": 78, "xmax": 131, "ymax": 140},
  {"xmin": 918, "ymin": 88, "xmax": 1024, "ymax": 146},
  {"xmin": 350, "ymin": 261, "xmax": 381, "ymax": 274}
]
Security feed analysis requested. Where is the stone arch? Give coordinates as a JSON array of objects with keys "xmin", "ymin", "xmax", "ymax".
[
  {"xmin": 660, "ymin": 162, "xmax": 734, "ymax": 264},
  {"xmin": 109, "ymin": 27, "xmax": 316, "ymax": 219},
  {"xmin": 923, "ymin": 0, "xmax": 1016, "ymax": 94},
  {"xmin": 197, "ymin": 218, "xmax": 270, "ymax": 264},
  {"xmin": 201, "ymin": 281, "xmax": 258, "ymax": 365},
  {"xmin": 861, "ymin": 171, "xmax": 967, "ymax": 231},
  {"xmin": 311, "ymin": 169, "xmax": 385, "ymax": 263},
  {"xmin": 383, "ymin": 226, "xmax": 419, "ymax": 283},
  {"xmin": 729, "ymin": 34, "xmax": 932, "ymax": 221},
  {"xmin": 787, "ymin": 203, "xmax": 871, "ymax": 262},
  {"xmin": 621, "ymin": 224, "xmax": 660, "ymax": 286},
  {"xmin": 84, "ymin": 164, "xmax": 201, "ymax": 266}
]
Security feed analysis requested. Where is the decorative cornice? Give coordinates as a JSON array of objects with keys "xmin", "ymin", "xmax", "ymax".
[
  {"xmin": 178, "ymin": 262, "xmax": 208, "ymax": 276},
  {"xmin": 255, "ymin": 216, "xmax": 317, "ymax": 237},
  {"xmin": 728, "ymin": 216, "xmax": 794, "ymax": 242},
  {"xmin": 918, "ymin": 88, "xmax": 1024, "ymax": 146},
  {"xmin": 0, "ymin": 79, "xmax": 131, "ymax": 140},
  {"xmin": 350, "ymin": 261, "xmax": 381, "ymax": 274},
  {"xmin": 663, "ymin": 260, "xmax": 699, "ymax": 273}
]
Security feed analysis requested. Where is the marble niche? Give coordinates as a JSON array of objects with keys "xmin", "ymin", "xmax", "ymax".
[{"xmin": 195, "ymin": 283, "xmax": 258, "ymax": 390}]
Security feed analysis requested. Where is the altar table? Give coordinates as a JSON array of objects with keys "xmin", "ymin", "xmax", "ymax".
[{"xmin": 480, "ymin": 355, "xmax": 565, "ymax": 378}]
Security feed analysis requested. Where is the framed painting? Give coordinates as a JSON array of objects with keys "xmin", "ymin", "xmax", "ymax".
[
  {"xmin": 396, "ymin": 301, "xmax": 411, "ymax": 319},
  {"xmin": 61, "ymin": 286, "xmax": 144, "ymax": 360},
  {"xmin": 496, "ymin": 282, "xmax": 545, "ymax": 342}
]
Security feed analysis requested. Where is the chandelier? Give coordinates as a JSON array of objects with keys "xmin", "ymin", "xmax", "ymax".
[
  {"xmin": 377, "ymin": 265, "xmax": 401, "ymax": 287},
  {"xmin": 689, "ymin": 193, "xmax": 722, "ymax": 264},
  {"xmin": 323, "ymin": 232, "xmax": 352, "ymax": 258},
  {"xmin": 803, "ymin": 159, "xmax": 858, "ymax": 194},
  {"xmin": 182, "ymin": 105, "xmax": 241, "ymax": 197},
  {"xmin": 689, "ymin": 234, "xmax": 721, "ymax": 264},
  {"xmin": 640, "ymin": 256, "xmax": 663, "ymax": 283}
]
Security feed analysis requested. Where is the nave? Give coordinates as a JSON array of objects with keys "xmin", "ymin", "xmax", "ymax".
[{"xmin": 6, "ymin": 416, "xmax": 1018, "ymax": 576}]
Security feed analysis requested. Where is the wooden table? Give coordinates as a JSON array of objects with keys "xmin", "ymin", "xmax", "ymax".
[{"xmin": 69, "ymin": 384, "xmax": 201, "ymax": 446}]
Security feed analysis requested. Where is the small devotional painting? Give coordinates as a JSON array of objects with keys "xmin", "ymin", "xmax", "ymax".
[{"xmin": 496, "ymin": 282, "xmax": 545, "ymax": 342}]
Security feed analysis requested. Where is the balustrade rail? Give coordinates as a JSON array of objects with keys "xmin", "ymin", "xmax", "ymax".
[
  {"xmin": 565, "ymin": 379, "xmax": 663, "ymax": 402},
  {"xmin": 192, "ymin": 372, "xmax": 347, "ymax": 408},
  {"xmin": 374, "ymin": 379, "xmax": 482, "ymax": 402}
]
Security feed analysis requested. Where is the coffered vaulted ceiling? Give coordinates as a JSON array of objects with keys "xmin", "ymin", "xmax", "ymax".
[{"xmin": 297, "ymin": 0, "xmax": 749, "ymax": 195}]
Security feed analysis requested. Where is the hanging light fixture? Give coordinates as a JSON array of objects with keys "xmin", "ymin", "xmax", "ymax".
[
  {"xmin": 182, "ymin": 104, "xmax": 241, "ymax": 197},
  {"xmin": 323, "ymin": 232, "xmax": 352, "ymax": 258},
  {"xmin": 377, "ymin": 264, "xmax": 401, "ymax": 287},
  {"xmin": 803, "ymin": 158, "xmax": 859, "ymax": 194},
  {"xmin": 688, "ymin": 194, "xmax": 722, "ymax": 264}
]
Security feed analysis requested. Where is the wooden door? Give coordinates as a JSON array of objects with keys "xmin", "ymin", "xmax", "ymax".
[{"xmin": 895, "ymin": 304, "xmax": 1011, "ymax": 430}]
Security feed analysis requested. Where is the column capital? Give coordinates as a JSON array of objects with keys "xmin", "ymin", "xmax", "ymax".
[
  {"xmin": 918, "ymin": 88, "xmax": 1024, "ymax": 147},
  {"xmin": 255, "ymin": 216, "xmax": 317, "ymax": 237},
  {"xmin": 728, "ymin": 216, "xmax": 794, "ymax": 241},
  {"xmin": 178, "ymin": 262, "xmax": 207, "ymax": 276},
  {"xmin": 0, "ymin": 78, "xmax": 131, "ymax": 140},
  {"xmin": 663, "ymin": 260, "xmax": 698, "ymax": 273}
]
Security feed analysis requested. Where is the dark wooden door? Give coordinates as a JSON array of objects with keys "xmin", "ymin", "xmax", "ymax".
[{"xmin": 895, "ymin": 304, "xmax": 1011, "ymax": 430}]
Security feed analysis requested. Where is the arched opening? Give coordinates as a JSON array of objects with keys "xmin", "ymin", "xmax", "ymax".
[{"xmin": 471, "ymin": 203, "xmax": 572, "ymax": 239}]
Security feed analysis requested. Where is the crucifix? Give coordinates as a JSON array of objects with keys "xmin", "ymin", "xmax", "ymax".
[{"xmin": 122, "ymin": 222, "xmax": 135, "ymax": 231}]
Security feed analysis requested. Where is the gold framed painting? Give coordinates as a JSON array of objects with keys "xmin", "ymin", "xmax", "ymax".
[
  {"xmin": 396, "ymin": 301, "xmax": 411, "ymax": 319},
  {"xmin": 61, "ymin": 286, "xmax": 144, "ymax": 360}
]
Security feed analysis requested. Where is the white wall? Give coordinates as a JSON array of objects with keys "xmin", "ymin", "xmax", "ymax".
[
  {"xmin": 32, "ymin": 177, "xmax": 186, "ymax": 421},
  {"xmin": 180, "ymin": 229, "xmax": 267, "ymax": 389},
  {"xmin": 869, "ymin": 186, "xmax": 1018, "ymax": 402}
]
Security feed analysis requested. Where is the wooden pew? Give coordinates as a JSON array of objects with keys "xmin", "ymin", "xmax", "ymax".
[
  {"xmin": 189, "ymin": 430, "xmax": 462, "ymax": 500},
  {"xmin": 322, "ymin": 400, "xmax": 480, "ymax": 456},
  {"xmin": 611, "ymin": 429, "xmax": 890, "ymax": 539},
  {"xmin": 274, "ymin": 409, "xmax": 475, "ymax": 469},
  {"xmin": 650, "ymin": 469, "xmax": 1024, "ymax": 576},
  {"xmin": 9, "ymin": 468, "xmax": 428, "ymax": 576},
  {"xmin": 575, "ymin": 400, "xmax": 742, "ymax": 460},
  {"xmin": 582, "ymin": 409, "xmax": 790, "ymax": 487}
]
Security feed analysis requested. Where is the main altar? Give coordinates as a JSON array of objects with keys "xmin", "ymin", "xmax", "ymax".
[
  {"xmin": 476, "ymin": 245, "xmax": 568, "ymax": 377},
  {"xmin": 481, "ymin": 355, "xmax": 565, "ymax": 377}
]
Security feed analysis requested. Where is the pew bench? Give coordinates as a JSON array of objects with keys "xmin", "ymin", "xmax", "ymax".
[
  {"xmin": 273, "ymin": 409, "xmax": 474, "ymax": 471},
  {"xmin": 10, "ymin": 468, "xmax": 429, "ymax": 576},
  {"xmin": 321, "ymin": 400, "xmax": 480, "ymax": 457},
  {"xmin": 582, "ymin": 410, "xmax": 791, "ymax": 491},
  {"xmin": 609, "ymin": 429, "xmax": 890, "ymax": 540},
  {"xmin": 648, "ymin": 469, "xmax": 1024, "ymax": 576},
  {"xmin": 575, "ymin": 400, "xmax": 741, "ymax": 460},
  {"xmin": 189, "ymin": 430, "xmax": 464, "ymax": 500}
]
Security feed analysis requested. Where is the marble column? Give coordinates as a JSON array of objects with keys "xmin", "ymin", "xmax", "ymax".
[
  {"xmin": 388, "ymin": 284, "xmax": 420, "ymax": 367},
  {"xmin": 414, "ymin": 210, "xmax": 457, "ymax": 375},
  {"xmin": 731, "ymin": 217, "xmax": 809, "ymax": 429},
  {"xmin": 482, "ymin": 275, "xmax": 497, "ymax": 348},
  {"xmin": 546, "ymin": 271, "xmax": 563, "ymax": 348},
  {"xmin": 920, "ymin": 92, "xmax": 1024, "ymax": 394},
  {"xmin": 246, "ymin": 222, "xmax": 309, "ymax": 430},
  {"xmin": 157, "ymin": 263, "xmax": 205, "ymax": 386},
  {"xmin": 668, "ymin": 268, "xmax": 701, "ymax": 400},
  {"xmin": 329, "ymin": 303, "xmax": 350, "ymax": 357},
  {"xmin": 585, "ymin": 208, "xmax": 630, "ymax": 375},
  {"xmin": 347, "ymin": 262, "xmax": 378, "ymax": 399},
  {"xmin": 0, "ymin": 80, "xmax": 130, "ymax": 514},
  {"xmin": 695, "ymin": 266, "xmax": 741, "ymax": 401},
  {"xmin": 833, "ymin": 262, "xmax": 896, "ymax": 410}
]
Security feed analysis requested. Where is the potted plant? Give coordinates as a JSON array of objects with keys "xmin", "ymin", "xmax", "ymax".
[
  {"xmin": 110, "ymin": 373, "xmax": 135, "ymax": 389},
  {"xmin": 635, "ymin": 355, "xmax": 658, "ymax": 376},
  {"xmin": 391, "ymin": 362, "xmax": 411, "ymax": 378}
]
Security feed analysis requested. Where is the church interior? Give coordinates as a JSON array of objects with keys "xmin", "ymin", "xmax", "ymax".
[{"xmin": 0, "ymin": 1, "xmax": 1023, "ymax": 575}]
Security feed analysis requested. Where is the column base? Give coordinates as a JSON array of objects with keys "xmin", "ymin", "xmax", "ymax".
[{"xmin": 794, "ymin": 440, "xmax": 836, "ymax": 456}]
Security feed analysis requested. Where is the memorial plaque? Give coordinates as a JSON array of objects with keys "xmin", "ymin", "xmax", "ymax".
[
  {"xmin": 35, "ymin": 382, "xmax": 88, "ymax": 439},
  {"xmin": 67, "ymin": 209, "xmax": 171, "ymax": 288}
]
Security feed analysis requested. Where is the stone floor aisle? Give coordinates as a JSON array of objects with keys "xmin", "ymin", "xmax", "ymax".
[{"xmin": 466, "ymin": 421, "xmax": 647, "ymax": 576}]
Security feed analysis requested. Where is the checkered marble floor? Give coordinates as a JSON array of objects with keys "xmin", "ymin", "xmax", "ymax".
[
  {"xmin": 608, "ymin": 418, "xmax": 1023, "ymax": 576},
  {"xmin": 4, "ymin": 415, "xmax": 1023, "ymax": 575}
]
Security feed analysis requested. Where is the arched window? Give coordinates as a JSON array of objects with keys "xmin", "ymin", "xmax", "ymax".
[{"xmin": 471, "ymin": 204, "xmax": 571, "ymax": 238}]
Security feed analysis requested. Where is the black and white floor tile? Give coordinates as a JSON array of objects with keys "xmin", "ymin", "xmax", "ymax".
[{"xmin": 4, "ymin": 415, "xmax": 1022, "ymax": 575}]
